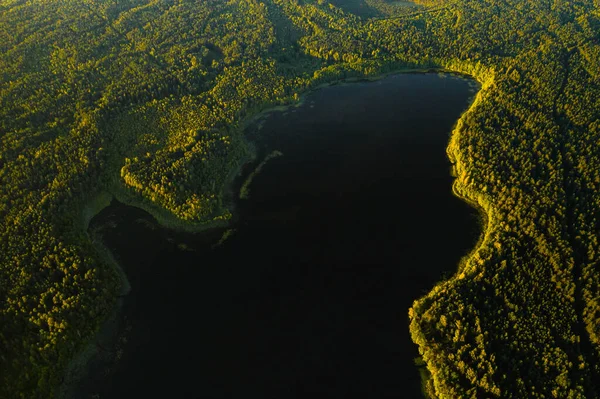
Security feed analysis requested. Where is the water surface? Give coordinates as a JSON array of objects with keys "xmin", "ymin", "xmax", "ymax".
[{"xmin": 85, "ymin": 73, "xmax": 480, "ymax": 398}]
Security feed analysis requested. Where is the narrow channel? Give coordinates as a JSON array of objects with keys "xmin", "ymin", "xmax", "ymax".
[{"xmin": 82, "ymin": 73, "xmax": 480, "ymax": 398}]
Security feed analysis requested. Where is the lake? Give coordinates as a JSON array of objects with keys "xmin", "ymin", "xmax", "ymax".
[{"xmin": 82, "ymin": 73, "xmax": 480, "ymax": 398}]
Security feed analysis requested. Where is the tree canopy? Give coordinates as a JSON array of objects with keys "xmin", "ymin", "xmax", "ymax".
[{"xmin": 1, "ymin": 0, "xmax": 600, "ymax": 397}]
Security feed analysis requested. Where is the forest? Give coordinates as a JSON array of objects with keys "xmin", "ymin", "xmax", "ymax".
[{"xmin": 1, "ymin": 0, "xmax": 600, "ymax": 397}]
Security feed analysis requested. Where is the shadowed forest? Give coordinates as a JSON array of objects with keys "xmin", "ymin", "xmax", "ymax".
[{"xmin": 1, "ymin": 0, "xmax": 600, "ymax": 398}]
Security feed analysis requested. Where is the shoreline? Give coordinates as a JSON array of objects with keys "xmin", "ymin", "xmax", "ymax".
[
  {"xmin": 408, "ymin": 65, "xmax": 494, "ymax": 398},
  {"xmin": 409, "ymin": 172, "xmax": 494, "ymax": 399},
  {"xmin": 57, "ymin": 196, "xmax": 132, "ymax": 399},
  {"xmin": 446, "ymin": 69, "xmax": 494, "ymax": 279},
  {"xmin": 62, "ymin": 65, "xmax": 487, "ymax": 398},
  {"xmin": 451, "ymin": 181, "xmax": 494, "ymax": 276}
]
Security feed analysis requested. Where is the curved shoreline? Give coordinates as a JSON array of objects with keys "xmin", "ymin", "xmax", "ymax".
[
  {"xmin": 451, "ymin": 181, "xmax": 493, "ymax": 275},
  {"xmin": 409, "ymin": 65, "xmax": 493, "ymax": 398},
  {"xmin": 411, "ymin": 183, "xmax": 494, "ymax": 399},
  {"xmin": 62, "ymin": 65, "xmax": 490, "ymax": 398},
  {"xmin": 446, "ymin": 68, "xmax": 495, "ymax": 279},
  {"xmin": 58, "ymin": 193, "xmax": 132, "ymax": 399}
]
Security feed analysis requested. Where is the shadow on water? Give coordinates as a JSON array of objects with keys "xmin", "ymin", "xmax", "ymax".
[{"xmin": 83, "ymin": 73, "xmax": 480, "ymax": 398}]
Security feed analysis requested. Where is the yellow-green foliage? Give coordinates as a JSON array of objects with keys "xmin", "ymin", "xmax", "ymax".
[{"xmin": 1, "ymin": 0, "xmax": 600, "ymax": 398}]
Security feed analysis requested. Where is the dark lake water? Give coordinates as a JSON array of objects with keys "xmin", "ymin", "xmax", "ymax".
[{"xmin": 84, "ymin": 73, "xmax": 480, "ymax": 398}]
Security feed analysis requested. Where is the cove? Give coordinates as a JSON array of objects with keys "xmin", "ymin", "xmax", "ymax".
[{"xmin": 81, "ymin": 73, "xmax": 480, "ymax": 398}]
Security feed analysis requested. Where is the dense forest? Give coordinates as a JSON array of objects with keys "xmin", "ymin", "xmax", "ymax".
[{"xmin": 1, "ymin": 0, "xmax": 600, "ymax": 397}]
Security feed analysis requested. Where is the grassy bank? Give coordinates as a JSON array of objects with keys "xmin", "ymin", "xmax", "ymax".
[{"xmin": 239, "ymin": 150, "xmax": 284, "ymax": 200}]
